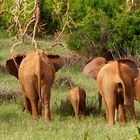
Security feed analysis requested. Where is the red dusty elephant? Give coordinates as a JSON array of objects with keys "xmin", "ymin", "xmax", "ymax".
[
  {"xmin": 6, "ymin": 50, "xmax": 64, "ymax": 122},
  {"xmin": 97, "ymin": 59, "xmax": 138, "ymax": 125},
  {"xmin": 83, "ymin": 57, "xmax": 107, "ymax": 112},
  {"xmin": 68, "ymin": 86, "xmax": 86, "ymax": 118}
]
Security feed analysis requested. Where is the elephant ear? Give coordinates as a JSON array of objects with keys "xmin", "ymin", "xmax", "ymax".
[
  {"xmin": 83, "ymin": 57, "xmax": 107, "ymax": 80},
  {"xmin": 46, "ymin": 53, "xmax": 64, "ymax": 72},
  {"xmin": 6, "ymin": 54, "xmax": 25, "ymax": 79},
  {"xmin": 118, "ymin": 59, "xmax": 139, "ymax": 78}
]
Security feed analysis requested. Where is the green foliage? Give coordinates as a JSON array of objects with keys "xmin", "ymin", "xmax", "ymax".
[
  {"xmin": 67, "ymin": 9, "xmax": 109, "ymax": 56},
  {"xmin": 0, "ymin": 0, "xmax": 36, "ymax": 37},
  {"xmin": 107, "ymin": 10, "xmax": 140, "ymax": 57},
  {"xmin": 40, "ymin": 0, "xmax": 60, "ymax": 34},
  {"xmin": 67, "ymin": 1, "xmax": 140, "ymax": 58},
  {"xmin": 0, "ymin": 0, "xmax": 140, "ymax": 58}
]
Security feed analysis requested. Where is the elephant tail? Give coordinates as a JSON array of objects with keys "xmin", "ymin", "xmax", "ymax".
[
  {"xmin": 115, "ymin": 61, "xmax": 127, "ymax": 105},
  {"xmin": 37, "ymin": 51, "xmax": 42, "ymax": 104}
]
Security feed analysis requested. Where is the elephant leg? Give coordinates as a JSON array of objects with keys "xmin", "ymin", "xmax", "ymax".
[
  {"xmin": 73, "ymin": 105, "xmax": 79, "ymax": 118},
  {"xmin": 30, "ymin": 97, "xmax": 39, "ymax": 120},
  {"xmin": 42, "ymin": 85, "xmax": 51, "ymax": 122},
  {"xmin": 105, "ymin": 92, "xmax": 115, "ymax": 126},
  {"xmin": 107, "ymin": 103, "xmax": 115, "ymax": 125},
  {"xmin": 116, "ymin": 93, "xmax": 126, "ymax": 122},
  {"xmin": 79, "ymin": 101, "xmax": 86, "ymax": 116},
  {"xmin": 24, "ymin": 85, "xmax": 39, "ymax": 119},
  {"xmin": 74, "ymin": 101, "xmax": 80, "ymax": 118},
  {"xmin": 104, "ymin": 100, "xmax": 109, "ymax": 122},
  {"xmin": 125, "ymin": 87, "xmax": 136, "ymax": 124},
  {"xmin": 24, "ymin": 96, "xmax": 32, "ymax": 114},
  {"xmin": 20, "ymin": 84, "xmax": 32, "ymax": 113},
  {"xmin": 21, "ymin": 80, "xmax": 39, "ymax": 119},
  {"xmin": 118, "ymin": 104, "xmax": 126, "ymax": 122},
  {"xmin": 102, "ymin": 83, "xmax": 116, "ymax": 126},
  {"xmin": 126, "ymin": 97, "xmax": 136, "ymax": 124}
]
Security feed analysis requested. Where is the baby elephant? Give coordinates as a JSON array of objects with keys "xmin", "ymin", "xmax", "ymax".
[{"xmin": 68, "ymin": 87, "xmax": 86, "ymax": 118}]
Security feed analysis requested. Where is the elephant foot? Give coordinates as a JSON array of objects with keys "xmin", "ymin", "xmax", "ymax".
[
  {"xmin": 45, "ymin": 113, "xmax": 51, "ymax": 123},
  {"xmin": 108, "ymin": 121, "xmax": 115, "ymax": 126},
  {"xmin": 32, "ymin": 113, "xmax": 39, "ymax": 120},
  {"xmin": 75, "ymin": 115, "xmax": 82, "ymax": 120},
  {"xmin": 108, "ymin": 118, "xmax": 115, "ymax": 126},
  {"xmin": 45, "ymin": 118, "xmax": 51, "ymax": 123},
  {"xmin": 131, "ymin": 119, "xmax": 137, "ymax": 126},
  {"xmin": 22, "ymin": 106, "xmax": 25, "ymax": 112}
]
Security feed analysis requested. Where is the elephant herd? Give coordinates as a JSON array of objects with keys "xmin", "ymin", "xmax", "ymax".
[{"xmin": 5, "ymin": 50, "xmax": 140, "ymax": 126}]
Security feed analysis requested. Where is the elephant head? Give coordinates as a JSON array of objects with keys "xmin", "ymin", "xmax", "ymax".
[
  {"xmin": 83, "ymin": 57, "xmax": 107, "ymax": 80},
  {"xmin": 6, "ymin": 54, "xmax": 25, "ymax": 79}
]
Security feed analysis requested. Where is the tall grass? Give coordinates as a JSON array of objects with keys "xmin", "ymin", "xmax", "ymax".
[{"xmin": 0, "ymin": 39, "xmax": 140, "ymax": 140}]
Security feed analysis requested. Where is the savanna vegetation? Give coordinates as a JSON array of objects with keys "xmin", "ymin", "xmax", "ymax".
[{"xmin": 1, "ymin": 0, "xmax": 140, "ymax": 140}]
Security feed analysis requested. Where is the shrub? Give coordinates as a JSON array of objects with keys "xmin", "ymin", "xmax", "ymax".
[
  {"xmin": 67, "ymin": 9, "xmax": 110, "ymax": 57},
  {"xmin": 67, "ymin": 7, "xmax": 140, "ymax": 59},
  {"xmin": 107, "ymin": 9, "xmax": 140, "ymax": 57}
]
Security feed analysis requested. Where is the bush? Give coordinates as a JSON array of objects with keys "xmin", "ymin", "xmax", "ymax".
[
  {"xmin": 67, "ymin": 9, "xmax": 110, "ymax": 57},
  {"xmin": 0, "ymin": 0, "xmax": 36, "ymax": 37},
  {"xmin": 67, "ymin": 6, "xmax": 140, "ymax": 59},
  {"xmin": 107, "ymin": 9, "xmax": 140, "ymax": 57}
]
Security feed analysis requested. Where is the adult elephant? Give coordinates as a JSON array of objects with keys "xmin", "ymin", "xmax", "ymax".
[
  {"xmin": 83, "ymin": 57, "xmax": 107, "ymax": 112},
  {"xmin": 97, "ymin": 59, "xmax": 138, "ymax": 125},
  {"xmin": 6, "ymin": 50, "xmax": 64, "ymax": 122}
]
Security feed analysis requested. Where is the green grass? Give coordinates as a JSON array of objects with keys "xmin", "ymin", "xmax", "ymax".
[
  {"xmin": 0, "ymin": 101, "xmax": 140, "ymax": 140},
  {"xmin": 0, "ymin": 38, "xmax": 140, "ymax": 140}
]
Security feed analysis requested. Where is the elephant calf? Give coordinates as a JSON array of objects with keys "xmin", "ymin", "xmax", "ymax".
[{"xmin": 68, "ymin": 87, "xmax": 86, "ymax": 118}]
